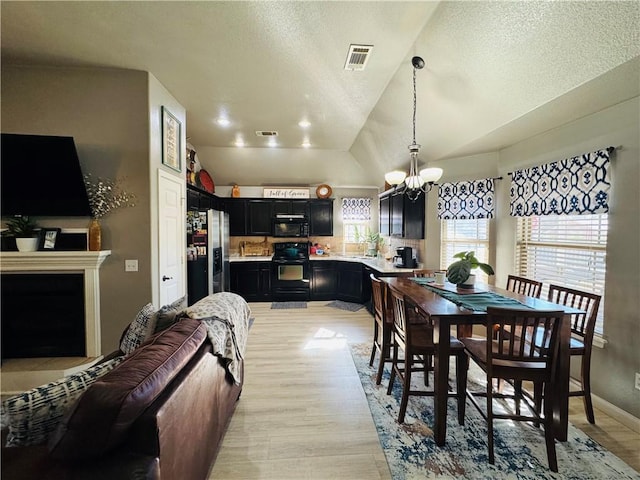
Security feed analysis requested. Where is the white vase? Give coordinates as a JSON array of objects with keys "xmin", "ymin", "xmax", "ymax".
[
  {"xmin": 460, "ymin": 274, "xmax": 476, "ymax": 287},
  {"xmin": 15, "ymin": 237, "xmax": 39, "ymax": 252}
]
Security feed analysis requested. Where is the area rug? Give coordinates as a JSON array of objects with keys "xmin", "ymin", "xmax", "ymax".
[
  {"xmin": 326, "ymin": 300, "xmax": 365, "ymax": 312},
  {"xmin": 349, "ymin": 343, "xmax": 639, "ymax": 480},
  {"xmin": 270, "ymin": 301, "xmax": 307, "ymax": 309}
]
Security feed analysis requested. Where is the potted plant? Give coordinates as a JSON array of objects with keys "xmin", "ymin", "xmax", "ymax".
[
  {"xmin": 3, "ymin": 215, "xmax": 40, "ymax": 252},
  {"xmin": 446, "ymin": 251, "xmax": 494, "ymax": 286},
  {"xmin": 355, "ymin": 227, "xmax": 384, "ymax": 256}
]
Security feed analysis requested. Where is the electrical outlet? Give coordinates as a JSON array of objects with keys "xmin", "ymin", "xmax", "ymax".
[
  {"xmin": 125, "ymin": 259, "xmax": 138, "ymax": 272},
  {"xmin": 635, "ymin": 373, "xmax": 640, "ymax": 391}
]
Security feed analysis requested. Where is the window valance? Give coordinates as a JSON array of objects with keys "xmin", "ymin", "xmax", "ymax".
[
  {"xmin": 437, "ymin": 178, "xmax": 495, "ymax": 219},
  {"xmin": 341, "ymin": 197, "xmax": 372, "ymax": 221},
  {"xmin": 510, "ymin": 148, "xmax": 611, "ymax": 217}
]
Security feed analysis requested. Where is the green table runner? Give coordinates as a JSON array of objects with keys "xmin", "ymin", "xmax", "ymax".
[{"xmin": 409, "ymin": 277, "xmax": 533, "ymax": 312}]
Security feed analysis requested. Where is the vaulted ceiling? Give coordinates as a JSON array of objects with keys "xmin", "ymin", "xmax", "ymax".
[{"xmin": 2, "ymin": 1, "xmax": 638, "ymax": 188}]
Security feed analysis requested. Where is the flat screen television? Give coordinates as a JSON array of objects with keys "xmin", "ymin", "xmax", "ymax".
[{"xmin": 1, "ymin": 133, "xmax": 92, "ymax": 217}]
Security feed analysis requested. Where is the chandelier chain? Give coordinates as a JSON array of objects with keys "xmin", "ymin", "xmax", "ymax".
[{"xmin": 412, "ymin": 65, "xmax": 417, "ymax": 146}]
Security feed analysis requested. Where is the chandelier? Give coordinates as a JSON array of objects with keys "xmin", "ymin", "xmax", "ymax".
[{"xmin": 384, "ymin": 56, "xmax": 443, "ymax": 202}]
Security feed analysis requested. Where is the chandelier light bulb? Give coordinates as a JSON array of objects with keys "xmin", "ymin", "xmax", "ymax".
[
  {"xmin": 419, "ymin": 167, "xmax": 443, "ymax": 183},
  {"xmin": 385, "ymin": 170, "xmax": 407, "ymax": 186}
]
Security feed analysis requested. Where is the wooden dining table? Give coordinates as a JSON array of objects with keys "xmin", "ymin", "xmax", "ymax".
[{"xmin": 380, "ymin": 276, "xmax": 583, "ymax": 447}]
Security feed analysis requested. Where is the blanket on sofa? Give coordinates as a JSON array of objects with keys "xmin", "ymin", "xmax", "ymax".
[{"xmin": 185, "ymin": 292, "xmax": 250, "ymax": 384}]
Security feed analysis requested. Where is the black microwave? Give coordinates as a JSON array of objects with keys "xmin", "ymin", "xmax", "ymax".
[{"xmin": 272, "ymin": 214, "xmax": 309, "ymax": 237}]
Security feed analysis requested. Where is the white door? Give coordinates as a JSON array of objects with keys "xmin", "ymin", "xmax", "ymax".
[{"xmin": 158, "ymin": 170, "xmax": 184, "ymax": 305}]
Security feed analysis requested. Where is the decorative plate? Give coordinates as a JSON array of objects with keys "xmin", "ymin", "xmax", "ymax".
[
  {"xmin": 197, "ymin": 169, "xmax": 215, "ymax": 193},
  {"xmin": 316, "ymin": 184, "xmax": 332, "ymax": 199}
]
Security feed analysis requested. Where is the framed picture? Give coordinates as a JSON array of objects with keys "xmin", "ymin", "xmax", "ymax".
[
  {"xmin": 162, "ymin": 106, "xmax": 181, "ymax": 172},
  {"xmin": 39, "ymin": 228, "xmax": 61, "ymax": 251}
]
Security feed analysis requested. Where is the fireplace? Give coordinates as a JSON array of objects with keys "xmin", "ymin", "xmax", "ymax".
[
  {"xmin": 2, "ymin": 273, "xmax": 86, "ymax": 358},
  {"xmin": 0, "ymin": 250, "xmax": 110, "ymax": 359}
]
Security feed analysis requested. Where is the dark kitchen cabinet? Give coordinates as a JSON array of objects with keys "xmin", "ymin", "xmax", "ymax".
[
  {"xmin": 187, "ymin": 258, "xmax": 208, "ymax": 305},
  {"xmin": 310, "ymin": 261, "xmax": 338, "ymax": 300},
  {"xmin": 309, "ymin": 200, "xmax": 333, "ymax": 236},
  {"xmin": 337, "ymin": 261, "xmax": 364, "ymax": 303},
  {"xmin": 272, "ymin": 200, "xmax": 309, "ymax": 216},
  {"xmin": 225, "ymin": 199, "xmax": 247, "ymax": 236},
  {"xmin": 247, "ymin": 200, "xmax": 272, "ymax": 235},
  {"xmin": 229, "ymin": 261, "xmax": 271, "ymax": 301},
  {"xmin": 379, "ymin": 190, "xmax": 424, "ymax": 239}
]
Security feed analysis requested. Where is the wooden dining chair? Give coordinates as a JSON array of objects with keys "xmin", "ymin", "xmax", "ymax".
[
  {"xmin": 547, "ymin": 284, "xmax": 601, "ymax": 424},
  {"xmin": 369, "ymin": 274, "xmax": 394, "ymax": 385},
  {"xmin": 460, "ymin": 307, "xmax": 564, "ymax": 472},
  {"xmin": 506, "ymin": 274, "xmax": 543, "ymax": 298},
  {"xmin": 386, "ymin": 285, "xmax": 468, "ymax": 425}
]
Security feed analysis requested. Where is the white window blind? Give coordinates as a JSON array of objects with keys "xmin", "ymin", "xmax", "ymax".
[
  {"xmin": 516, "ymin": 213, "xmax": 607, "ymax": 333},
  {"xmin": 342, "ymin": 197, "xmax": 371, "ymax": 243},
  {"xmin": 440, "ymin": 219, "xmax": 490, "ymax": 282}
]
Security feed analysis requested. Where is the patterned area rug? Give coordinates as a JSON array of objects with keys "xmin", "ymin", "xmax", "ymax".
[
  {"xmin": 326, "ymin": 300, "xmax": 365, "ymax": 312},
  {"xmin": 270, "ymin": 302, "xmax": 307, "ymax": 309},
  {"xmin": 349, "ymin": 343, "xmax": 639, "ymax": 480}
]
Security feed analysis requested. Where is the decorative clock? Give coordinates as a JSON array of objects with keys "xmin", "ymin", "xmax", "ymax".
[{"xmin": 316, "ymin": 184, "xmax": 332, "ymax": 199}]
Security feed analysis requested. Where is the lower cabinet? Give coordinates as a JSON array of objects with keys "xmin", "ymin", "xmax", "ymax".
[
  {"xmin": 337, "ymin": 262, "xmax": 365, "ymax": 303},
  {"xmin": 229, "ymin": 262, "xmax": 272, "ymax": 302},
  {"xmin": 310, "ymin": 261, "xmax": 338, "ymax": 300}
]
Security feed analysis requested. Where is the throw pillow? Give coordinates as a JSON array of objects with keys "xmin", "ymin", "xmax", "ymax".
[
  {"xmin": 152, "ymin": 295, "xmax": 188, "ymax": 334},
  {"xmin": 119, "ymin": 302, "xmax": 156, "ymax": 354},
  {"xmin": 48, "ymin": 318, "xmax": 207, "ymax": 460},
  {"xmin": 2, "ymin": 356, "xmax": 124, "ymax": 447}
]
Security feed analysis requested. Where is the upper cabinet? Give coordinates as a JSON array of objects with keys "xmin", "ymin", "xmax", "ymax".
[
  {"xmin": 223, "ymin": 198, "xmax": 333, "ymax": 236},
  {"xmin": 379, "ymin": 189, "xmax": 424, "ymax": 239}
]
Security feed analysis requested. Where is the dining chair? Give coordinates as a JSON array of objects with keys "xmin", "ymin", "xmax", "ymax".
[
  {"xmin": 413, "ymin": 269, "xmax": 435, "ymax": 277},
  {"xmin": 547, "ymin": 284, "xmax": 601, "ymax": 424},
  {"xmin": 460, "ymin": 307, "xmax": 564, "ymax": 472},
  {"xmin": 506, "ymin": 274, "xmax": 543, "ymax": 298},
  {"xmin": 369, "ymin": 274, "xmax": 394, "ymax": 385},
  {"xmin": 386, "ymin": 285, "xmax": 468, "ymax": 425}
]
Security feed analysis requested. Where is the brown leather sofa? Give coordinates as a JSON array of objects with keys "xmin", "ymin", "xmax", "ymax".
[{"xmin": 1, "ymin": 318, "xmax": 243, "ymax": 480}]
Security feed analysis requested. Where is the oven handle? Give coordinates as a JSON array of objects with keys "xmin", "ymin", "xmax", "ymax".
[{"xmin": 272, "ymin": 259, "xmax": 308, "ymax": 264}]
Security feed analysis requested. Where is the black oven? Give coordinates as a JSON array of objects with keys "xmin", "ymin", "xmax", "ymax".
[
  {"xmin": 272, "ymin": 242, "xmax": 310, "ymax": 301},
  {"xmin": 272, "ymin": 214, "xmax": 309, "ymax": 238}
]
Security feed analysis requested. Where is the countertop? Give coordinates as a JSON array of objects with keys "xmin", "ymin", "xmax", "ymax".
[{"xmin": 229, "ymin": 254, "xmax": 416, "ymax": 274}]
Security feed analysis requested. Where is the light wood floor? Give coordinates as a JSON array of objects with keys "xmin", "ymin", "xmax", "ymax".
[{"xmin": 210, "ymin": 301, "xmax": 640, "ymax": 479}]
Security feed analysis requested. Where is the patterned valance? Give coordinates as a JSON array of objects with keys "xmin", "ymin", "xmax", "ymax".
[
  {"xmin": 510, "ymin": 148, "xmax": 611, "ymax": 217},
  {"xmin": 341, "ymin": 197, "xmax": 372, "ymax": 221},
  {"xmin": 437, "ymin": 178, "xmax": 495, "ymax": 219}
]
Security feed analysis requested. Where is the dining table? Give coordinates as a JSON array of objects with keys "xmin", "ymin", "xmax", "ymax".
[{"xmin": 380, "ymin": 276, "xmax": 584, "ymax": 447}]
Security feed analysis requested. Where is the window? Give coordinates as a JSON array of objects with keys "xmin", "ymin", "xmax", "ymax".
[
  {"xmin": 516, "ymin": 213, "xmax": 607, "ymax": 334},
  {"xmin": 341, "ymin": 197, "xmax": 372, "ymax": 244},
  {"xmin": 440, "ymin": 219, "xmax": 490, "ymax": 282}
]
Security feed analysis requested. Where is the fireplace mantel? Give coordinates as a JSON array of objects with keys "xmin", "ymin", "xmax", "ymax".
[{"xmin": 0, "ymin": 250, "xmax": 111, "ymax": 357}]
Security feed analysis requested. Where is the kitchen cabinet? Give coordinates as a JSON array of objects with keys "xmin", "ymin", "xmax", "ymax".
[
  {"xmin": 379, "ymin": 190, "xmax": 424, "ymax": 239},
  {"xmin": 309, "ymin": 200, "xmax": 333, "ymax": 236},
  {"xmin": 225, "ymin": 199, "xmax": 247, "ymax": 236},
  {"xmin": 337, "ymin": 261, "xmax": 364, "ymax": 303},
  {"xmin": 247, "ymin": 200, "xmax": 272, "ymax": 235},
  {"xmin": 272, "ymin": 200, "xmax": 309, "ymax": 216},
  {"xmin": 310, "ymin": 261, "xmax": 338, "ymax": 300},
  {"xmin": 229, "ymin": 261, "xmax": 272, "ymax": 301}
]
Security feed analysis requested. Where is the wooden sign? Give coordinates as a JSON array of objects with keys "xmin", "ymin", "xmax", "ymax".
[{"xmin": 263, "ymin": 188, "xmax": 310, "ymax": 199}]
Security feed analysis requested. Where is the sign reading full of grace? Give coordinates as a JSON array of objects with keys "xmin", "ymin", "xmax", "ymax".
[{"xmin": 263, "ymin": 188, "xmax": 310, "ymax": 199}]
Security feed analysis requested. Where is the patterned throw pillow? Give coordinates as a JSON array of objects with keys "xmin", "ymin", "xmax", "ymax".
[
  {"xmin": 119, "ymin": 303, "xmax": 156, "ymax": 354},
  {"xmin": 152, "ymin": 295, "xmax": 188, "ymax": 334},
  {"xmin": 2, "ymin": 356, "xmax": 124, "ymax": 447}
]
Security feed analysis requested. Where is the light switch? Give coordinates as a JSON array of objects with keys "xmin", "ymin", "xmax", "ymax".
[{"xmin": 125, "ymin": 259, "xmax": 138, "ymax": 272}]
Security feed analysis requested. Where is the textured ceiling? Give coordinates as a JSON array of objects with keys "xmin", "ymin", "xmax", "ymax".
[{"xmin": 1, "ymin": 1, "xmax": 639, "ymax": 187}]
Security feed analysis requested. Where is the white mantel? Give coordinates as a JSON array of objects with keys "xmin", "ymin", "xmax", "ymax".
[{"xmin": 0, "ymin": 250, "xmax": 111, "ymax": 357}]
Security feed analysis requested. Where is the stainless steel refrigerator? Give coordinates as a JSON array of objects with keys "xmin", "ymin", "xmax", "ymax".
[{"xmin": 207, "ymin": 209, "xmax": 230, "ymax": 294}]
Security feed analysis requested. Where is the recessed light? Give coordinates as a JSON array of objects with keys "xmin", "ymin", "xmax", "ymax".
[
  {"xmin": 298, "ymin": 120, "xmax": 311, "ymax": 128},
  {"xmin": 234, "ymin": 139, "xmax": 245, "ymax": 148},
  {"xmin": 302, "ymin": 139, "xmax": 311, "ymax": 148},
  {"xmin": 268, "ymin": 138, "xmax": 278, "ymax": 147},
  {"xmin": 216, "ymin": 117, "xmax": 231, "ymax": 127}
]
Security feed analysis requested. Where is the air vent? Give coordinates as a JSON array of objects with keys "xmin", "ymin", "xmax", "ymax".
[
  {"xmin": 255, "ymin": 131, "xmax": 278, "ymax": 137},
  {"xmin": 344, "ymin": 44, "xmax": 373, "ymax": 71}
]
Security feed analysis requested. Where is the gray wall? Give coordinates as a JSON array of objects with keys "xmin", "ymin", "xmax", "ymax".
[
  {"xmin": 1, "ymin": 65, "xmax": 185, "ymax": 353},
  {"xmin": 425, "ymin": 97, "xmax": 640, "ymax": 418}
]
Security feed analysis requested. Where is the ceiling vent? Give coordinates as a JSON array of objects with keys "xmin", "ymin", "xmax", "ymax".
[
  {"xmin": 255, "ymin": 131, "xmax": 278, "ymax": 137},
  {"xmin": 344, "ymin": 44, "xmax": 373, "ymax": 71}
]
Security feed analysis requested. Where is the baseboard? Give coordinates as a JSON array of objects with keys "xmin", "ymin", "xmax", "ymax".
[{"xmin": 570, "ymin": 378, "xmax": 640, "ymax": 433}]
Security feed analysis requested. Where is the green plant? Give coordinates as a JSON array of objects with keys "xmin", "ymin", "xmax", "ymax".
[
  {"xmin": 355, "ymin": 226, "xmax": 383, "ymax": 246},
  {"xmin": 3, "ymin": 215, "xmax": 39, "ymax": 238},
  {"xmin": 446, "ymin": 251, "xmax": 494, "ymax": 284}
]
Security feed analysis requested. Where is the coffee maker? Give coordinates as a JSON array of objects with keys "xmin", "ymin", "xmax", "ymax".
[{"xmin": 393, "ymin": 246, "xmax": 416, "ymax": 268}]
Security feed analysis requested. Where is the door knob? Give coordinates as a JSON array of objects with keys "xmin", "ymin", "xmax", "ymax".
[{"xmin": 162, "ymin": 275, "xmax": 173, "ymax": 282}]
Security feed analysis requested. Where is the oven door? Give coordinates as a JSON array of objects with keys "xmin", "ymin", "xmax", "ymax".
[{"xmin": 272, "ymin": 259, "xmax": 310, "ymax": 300}]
